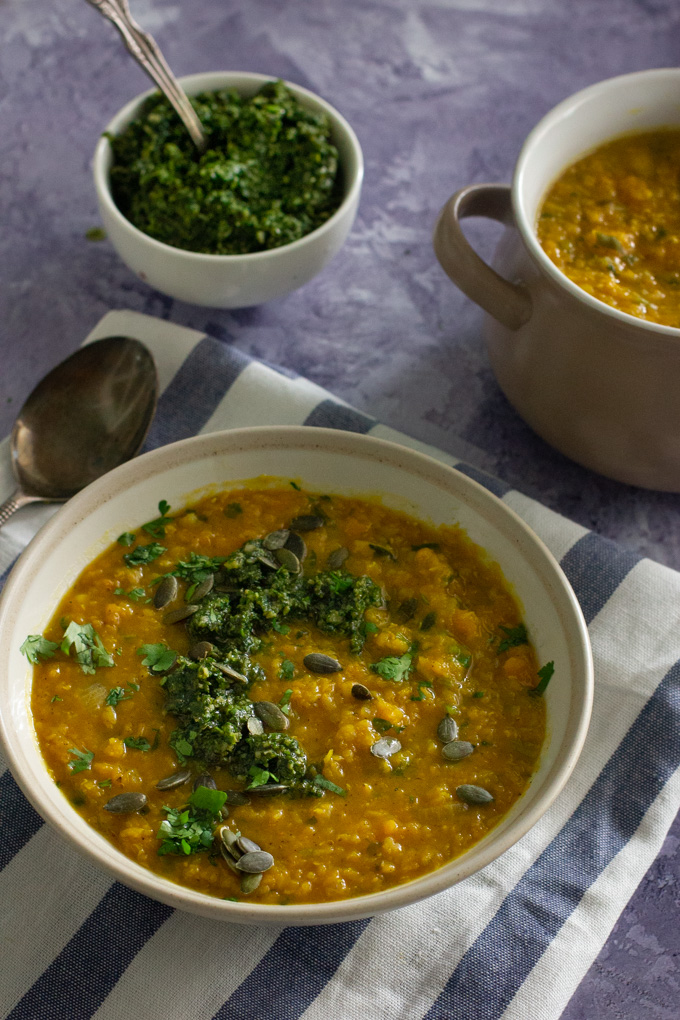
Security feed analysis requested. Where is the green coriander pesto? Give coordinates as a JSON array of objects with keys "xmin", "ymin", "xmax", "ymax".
[{"xmin": 107, "ymin": 80, "xmax": 343, "ymax": 255}]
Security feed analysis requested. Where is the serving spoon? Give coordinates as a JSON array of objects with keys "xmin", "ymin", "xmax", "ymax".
[
  {"xmin": 84, "ymin": 0, "xmax": 208, "ymax": 154},
  {"xmin": 0, "ymin": 337, "xmax": 158, "ymax": 530}
]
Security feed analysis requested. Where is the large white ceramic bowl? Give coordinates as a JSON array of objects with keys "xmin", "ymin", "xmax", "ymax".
[
  {"xmin": 0, "ymin": 427, "xmax": 593, "ymax": 925},
  {"xmin": 93, "ymin": 72, "xmax": 363, "ymax": 308}
]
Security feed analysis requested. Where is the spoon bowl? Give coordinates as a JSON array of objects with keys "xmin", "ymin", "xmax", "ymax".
[{"xmin": 0, "ymin": 337, "xmax": 157, "ymax": 527}]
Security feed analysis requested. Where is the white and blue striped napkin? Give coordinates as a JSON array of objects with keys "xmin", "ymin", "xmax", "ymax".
[{"xmin": 1, "ymin": 309, "xmax": 679, "ymax": 1020}]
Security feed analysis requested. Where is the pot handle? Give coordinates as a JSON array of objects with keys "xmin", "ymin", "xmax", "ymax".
[{"xmin": 433, "ymin": 183, "xmax": 532, "ymax": 331}]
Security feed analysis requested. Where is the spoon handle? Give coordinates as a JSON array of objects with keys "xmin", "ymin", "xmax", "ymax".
[
  {"xmin": 0, "ymin": 490, "xmax": 43, "ymax": 530},
  {"xmin": 83, "ymin": 0, "xmax": 208, "ymax": 153}
]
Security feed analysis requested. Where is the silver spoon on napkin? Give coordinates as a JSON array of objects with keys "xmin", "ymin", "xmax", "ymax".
[
  {"xmin": 0, "ymin": 337, "xmax": 158, "ymax": 530},
  {"xmin": 84, "ymin": 0, "xmax": 208, "ymax": 153}
]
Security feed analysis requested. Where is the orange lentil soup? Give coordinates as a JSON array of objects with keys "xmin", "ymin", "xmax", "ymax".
[
  {"xmin": 30, "ymin": 484, "xmax": 547, "ymax": 905},
  {"xmin": 537, "ymin": 128, "xmax": 680, "ymax": 327}
]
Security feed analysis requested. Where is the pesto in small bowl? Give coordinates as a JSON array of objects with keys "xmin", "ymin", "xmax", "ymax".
[{"xmin": 107, "ymin": 80, "xmax": 343, "ymax": 256}]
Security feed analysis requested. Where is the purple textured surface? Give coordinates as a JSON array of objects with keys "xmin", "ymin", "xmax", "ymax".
[{"xmin": 1, "ymin": 0, "xmax": 680, "ymax": 1016}]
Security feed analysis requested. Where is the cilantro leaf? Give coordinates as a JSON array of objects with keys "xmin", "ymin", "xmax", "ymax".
[
  {"xmin": 370, "ymin": 650, "xmax": 413, "ymax": 683},
  {"xmin": 20, "ymin": 634, "xmax": 59, "ymax": 664},
  {"xmin": 498, "ymin": 623, "xmax": 529, "ymax": 653},
  {"xmin": 97, "ymin": 779, "xmax": 112, "ymax": 788},
  {"xmin": 105, "ymin": 686, "xmax": 131, "ymax": 708},
  {"xmin": 142, "ymin": 500, "xmax": 173, "ymax": 539},
  {"xmin": 531, "ymin": 661, "xmax": 555, "ymax": 696},
  {"xmin": 410, "ymin": 679, "xmax": 433, "ymax": 702},
  {"xmin": 157, "ymin": 804, "xmax": 216, "ymax": 856},
  {"xmin": 114, "ymin": 587, "xmax": 150, "ymax": 603},
  {"xmin": 247, "ymin": 765, "xmax": 278, "ymax": 789},
  {"xmin": 124, "ymin": 735, "xmax": 152, "ymax": 751},
  {"xmin": 117, "ymin": 532, "xmax": 136, "ymax": 546},
  {"xmin": 124, "ymin": 542, "xmax": 166, "ymax": 567},
  {"xmin": 189, "ymin": 786, "xmax": 228, "ymax": 814},
  {"xmin": 166, "ymin": 552, "xmax": 226, "ymax": 586},
  {"xmin": 224, "ymin": 502, "xmax": 243, "ymax": 518},
  {"xmin": 420, "ymin": 611, "xmax": 437, "ymax": 632},
  {"xmin": 68, "ymin": 747, "xmax": 94, "ymax": 773},
  {"xmin": 313, "ymin": 774, "xmax": 346, "ymax": 797},
  {"xmin": 137, "ymin": 643, "xmax": 177, "ymax": 673},
  {"xmin": 279, "ymin": 688, "xmax": 293, "ymax": 714},
  {"xmin": 279, "ymin": 659, "xmax": 295, "ymax": 681},
  {"xmin": 271, "ymin": 620, "xmax": 290, "ymax": 635},
  {"xmin": 61, "ymin": 622, "xmax": 115, "ymax": 674},
  {"xmin": 373, "ymin": 717, "xmax": 404, "ymax": 733}
]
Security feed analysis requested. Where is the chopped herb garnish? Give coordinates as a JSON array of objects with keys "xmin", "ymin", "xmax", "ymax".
[
  {"xmin": 50, "ymin": 694, "xmax": 62, "ymax": 703},
  {"xmin": 279, "ymin": 658, "xmax": 295, "ymax": 681},
  {"xmin": 123, "ymin": 542, "xmax": 166, "ymax": 567},
  {"xmin": 290, "ymin": 481, "xmax": 301, "ymax": 491},
  {"xmin": 472, "ymin": 690, "xmax": 485, "ymax": 698},
  {"xmin": 189, "ymin": 785, "xmax": 228, "ymax": 814},
  {"xmin": 498, "ymin": 623, "xmax": 529, "ymax": 653},
  {"xmin": 271, "ymin": 620, "xmax": 290, "ymax": 634},
  {"xmin": 313, "ymin": 774, "xmax": 347, "ymax": 797},
  {"xmin": 370, "ymin": 650, "xmax": 413, "ymax": 683},
  {"xmin": 362, "ymin": 620, "xmax": 378, "ymax": 636},
  {"xmin": 114, "ymin": 586, "xmax": 150, "ymax": 603},
  {"xmin": 61, "ymin": 621, "xmax": 115, "ymax": 675},
  {"xmin": 97, "ymin": 778, "xmax": 112, "ymax": 788},
  {"xmin": 596, "ymin": 232, "xmax": 625, "ymax": 253},
  {"xmin": 279, "ymin": 688, "xmax": 293, "ymax": 715},
  {"xmin": 68, "ymin": 747, "xmax": 94, "ymax": 773},
  {"xmin": 124, "ymin": 735, "xmax": 152, "ymax": 751},
  {"xmin": 137, "ymin": 643, "xmax": 176, "ymax": 673},
  {"xmin": 373, "ymin": 717, "xmax": 404, "ymax": 734},
  {"xmin": 105, "ymin": 686, "xmax": 131, "ymax": 707},
  {"xmin": 531, "ymin": 661, "xmax": 555, "ymax": 696},
  {"xmin": 420, "ymin": 611, "xmax": 437, "ymax": 632},
  {"xmin": 117, "ymin": 532, "xmax": 136, "ymax": 546},
  {"xmin": 369, "ymin": 543, "xmax": 397, "ymax": 560},
  {"xmin": 142, "ymin": 500, "xmax": 173, "ymax": 539},
  {"xmin": 247, "ymin": 765, "xmax": 278, "ymax": 789},
  {"xmin": 224, "ymin": 502, "xmax": 243, "ymax": 518},
  {"xmin": 411, "ymin": 679, "xmax": 434, "ymax": 702},
  {"xmin": 157, "ymin": 800, "xmax": 220, "ymax": 857},
  {"xmin": 20, "ymin": 635, "xmax": 59, "ymax": 664}
]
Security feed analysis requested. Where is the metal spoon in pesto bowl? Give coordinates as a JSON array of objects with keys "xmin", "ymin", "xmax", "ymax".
[{"xmin": 0, "ymin": 337, "xmax": 158, "ymax": 529}]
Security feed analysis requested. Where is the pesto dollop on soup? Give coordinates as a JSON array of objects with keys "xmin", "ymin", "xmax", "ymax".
[{"xmin": 108, "ymin": 81, "xmax": 343, "ymax": 255}]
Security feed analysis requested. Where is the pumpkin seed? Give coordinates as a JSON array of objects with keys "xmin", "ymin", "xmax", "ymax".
[
  {"xmin": 369, "ymin": 543, "xmax": 396, "ymax": 561},
  {"xmin": 191, "ymin": 574, "xmax": 214, "ymax": 601},
  {"xmin": 396, "ymin": 597, "xmax": 418, "ymax": 622},
  {"xmin": 164, "ymin": 604, "xmax": 199, "ymax": 625},
  {"xmin": 249, "ymin": 784, "xmax": 289, "ymax": 796},
  {"xmin": 193, "ymin": 773, "xmax": 217, "ymax": 792},
  {"xmin": 289, "ymin": 515, "xmax": 324, "ymax": 531},
  {"xmin": 327, "ymin": 546, "xmax": 349, "ymax": 570},
  {"xmin": 304, "ymin": 653, "xmax": 342, "ymax": 674},
  {"xmin": 275, "ymin": 547, "xmax": 301, "ymax": 573},
  {"xmin": 104, "ymin": 792, "xmax": 147, "ymax": 814},
  {"xmin": 351, "ymin": 683, "xmax": 373, "ymax": 701},
  {"xmin": 225, "ymin": 790, "xmax": 250, "ymax": 806},
  {"xmin": 220, "ymin": 845, "xmax": 240, "ymax": 872},
  {"xmin": 153, "ymin": 575, "xmax": 178, "ymax": 609},
  {"xmin": 437, "ymin": 716, "xmax": 459, "ymax": 743},
  {"xmin": 247, "ymin": 716, "xmax": 265, "ymax": 736},
  {"xmin": 220, "ymin": 805, "xmax": 230, "ymax": 819},
  {"xmin": 284, "ymin": 532, "xmax": 307, "ymax": 561},
  {"xmin": 256, "ymin": 551, "xmax": 279, "ymax": 570},
  {"xmin": 237, "ymin": 835, "xmax": 261, "ymax": 855},
  {"xmin": 442, "ymin": 740, "xmax": 474, "ymax": 761},
  {"xmin": 456, "ymin": 784, "xmax": 494, "ymax": 805},
  {"xmin": 219, "ymin": 826, "xmax": 242, "ymax": 859},
  {"xmin": 155, "ymin": 769, "xmax": 191, "ymax": 791},
  {"xmin": 214, "ymin": 662, "xmax": 248, "ymax": 684},
  {"xmin": 263, "ymin": 529, "xmax": 290, "ymax": 550},
  {"xmin": 235, "ymin": 850, "xmax": 274, "ymax": 874},
  {"xmin": 253, "ymin": 701, "xmax": 290, "ymax": 731},
  {"xmin": 370, "ymin": 737, "xmax": 402, "ymax": 759},
  {"xmin": 188, "ymin": 640, "xmax": 214, "ymax": 660},
  {"xmin": 240, "ymin": 872, "xmax": 263, "ymax": 895}
]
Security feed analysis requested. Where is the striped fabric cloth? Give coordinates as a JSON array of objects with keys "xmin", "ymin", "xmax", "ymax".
[{"xmin": 1, "ymin": 309, "xmax": 679, "ymax": 1020}]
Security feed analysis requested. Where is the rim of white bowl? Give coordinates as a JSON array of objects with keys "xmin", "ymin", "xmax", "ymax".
[
  {"xmin": 93, "ymin": 71, "xmax": 364, "ymax": 263},
  {"xmin": 0, "ymin": 426, "xmax": 593, "ymax": 924},
  {"xmin": 514, "ymin": 67, "xmax": 680, "ymax": 337}
]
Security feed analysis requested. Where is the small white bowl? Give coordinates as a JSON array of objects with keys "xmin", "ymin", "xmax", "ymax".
[
  {"xmin": 0, "ymin": 427, "xmax": 593, "ymax": 924},
  {"xmin": 93, "ymin": 72, "xmax": 363, "ymax": 308}
]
